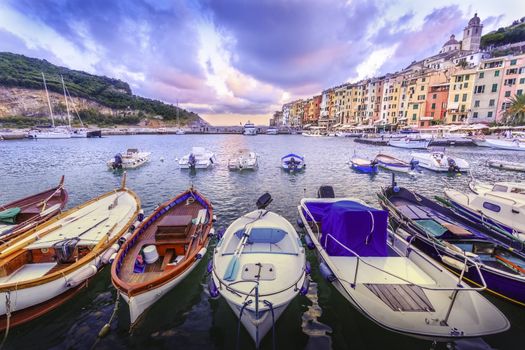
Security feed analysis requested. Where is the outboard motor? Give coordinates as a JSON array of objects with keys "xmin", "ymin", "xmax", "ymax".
[
  {"xmin": 317, "ymin": 185, "xmax": 335, "ymax": 198},
  {"xmin": 112, "ymin": 153, "xmax": 123, "ymax": 169},
  {"xmin": 409, "ymin": 159, "xmax": 419, "ymax": 170},
  {"xmin": 188, "ymin": 153, "xmax": 196, "ymax": 168},
  {"xmin": 447, "ymin": 158, "xmax": 460, "ymax": 173},
  {"xmin": 289, "ymin": 157, "xmax": 298, "ymax": 171},
  {"xmin": 256, "ymin": 192, "xmax": 273, "ymax": 209}
]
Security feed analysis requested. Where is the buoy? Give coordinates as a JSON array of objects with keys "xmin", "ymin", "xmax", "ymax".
[
  {"xmin": 299, "ymin": 277, "xmax": 310, "ymax": 295},
  {"xmin": 66, "ymin": 264, "xmax": 98, "ymax": 288},
  {"xmin": 212, "ymin": 215, "xmax": 217, "ymax": 222},
  {"xmin": 209, "ymin": 227, "xmax": 215, "ymax": 236},
  {"xmin": 303, "ymin": 234, "xmax": 315, "ymax": 250},
  {"xmin": 296, "ymin": 218, "xmax": 305, "ymax": 228},
  {"xmin": 138, "ymin": 209, "xmax": 145, "ymax": 222},
  {"xmin": 196, "ymin": 247, "xmax": 207, "ymax": 259},
  {"xmin": 319, "ymin": 262, "xmax": 336, "ymax": 282},
  {"xmin": 108, "ymin": 252, "xmax": 117, "ymax": 264},
  {"xmin": 208, "ymin": 278, "xmax": 219, "ymax": 298},
  {"xmin": 98, "ymin": 323, "xmax": 111, "ymax": 338},
  {"xmin": 160, "ymin": 157, "xmax": 165, "ymax": 162},
  {"xmin": 304, "ymin": 261, "xmax": 311, "ymax": 275}
]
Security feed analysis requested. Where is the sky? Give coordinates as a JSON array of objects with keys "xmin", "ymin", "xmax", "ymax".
[{"xmin": 0, "ymin": 0, "xmax": 524, "ymax": 125}]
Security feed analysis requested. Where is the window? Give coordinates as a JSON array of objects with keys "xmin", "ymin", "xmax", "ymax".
[
  {"xmin": 454, "ymin": 94, "xmax": 459, "ymax": 102},
  {"xmin": 464, "ymin": 83, "xmax": 468, "ymax": 88},
  {"xmin": 489, "ymin": 99, "xmax": 495, "ymax": 107},
  {"xmin": 493, "ymin": 185, "xmax": 508, "ymax": 192},
  {"xmin": 432, "ymin": 94, "xmax": 437, "ymax": 99},
  {"xmin": 505, "ymin": 91, "xmax": 511, "ymax": 97},
  {"xmin": 488, "ymin": 111, "xmax": 493, "ymax": 118},
  {"xmin": 474, "ymin": 100, "xmax": 480, "ymax": 107},
  {"xmin": 520, "ymin": 78, "xmax": 525, "ymax": 84},
  {"xmin": 479, "ymin": 72, "xmax": 484, "ymax": 79},
  {"xmin": 473, "ymin": 112, "xmax": 478, "ymax": 118},
  {"xmin": 474, "ymin": 85, "xmax": 485, "ymax": 94},
  {"xmin": 494, "ymin": 70, "xmax": 500, "ymax": 77},
  {"xmin": 483, "ymin": 202, "xmax": 501, "ymax": 213},
  {"xmin": 431, "ymin": 112, "xmax": 435, "ymax": 117},
  {"xmin": 431, "ymin": 103, "xmax": 436, "ymax": 109},
  {"xmin": 491, "ymin": 84, "xmax": 498, "ymax": 92},
  {"xmin": 420, "ymin": 86, "xmax": 425, "ymax": 91},
  {"xmin": 518, "ymin": 90, "xmax": 523, "ymax": 96},
  {"xmin": 510, "ymin": 59, "xmax": 517, "ymax": 66},
  {"xmin": 422, "ymin": 77, "xmax": 426, "ymax": 82},
  {"xmin": 506, "ymin": 68, "xmax": 518, "ymax": 75},
  {"xmin": 413, "ymin": 104, "xmax": 418, "ymax": 110},
  {"xmin": 462, "ymin": 93, "xmax": 467, "ymax": 102},
  {"xmin": 465, "ymin": 75, "xmax": 470, "ymax": 80}
]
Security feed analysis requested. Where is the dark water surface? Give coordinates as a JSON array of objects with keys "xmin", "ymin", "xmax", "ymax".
[{"xmin": 1, "ymin": 135, "xmax": 524, "ymax": 350}]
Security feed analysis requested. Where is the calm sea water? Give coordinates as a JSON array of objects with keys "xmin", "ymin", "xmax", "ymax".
[{"xmin": 1, "ymin": 135, "xmax": 525, "ymax": 350}]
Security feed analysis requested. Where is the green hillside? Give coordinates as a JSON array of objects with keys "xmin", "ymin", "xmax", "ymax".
[
  {"xmin": 0, "ymin": 52, "xmax": 200, "ymax": 124},
  {"xmin": 481, "ymin": 20, "xmax": 525, "ymax": 48}
]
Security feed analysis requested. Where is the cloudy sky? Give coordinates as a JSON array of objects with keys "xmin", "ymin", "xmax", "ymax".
[{"xmin": 0, "ymin": 0, "xmax": 523, "ymax": 125}]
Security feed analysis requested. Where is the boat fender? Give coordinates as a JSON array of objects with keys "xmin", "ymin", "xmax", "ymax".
[
  {"xmin": 138, "ymin": 210, "xmax": 145, "ymax": 222},
  {"xmin": 208, "ymin": 278, "xmax": 220, "ymax": 298},
  {"xmin": 216, "ymin": 228, "xmax": 225, "ymax": 240},
  {"xmin": 299, "ymin": 277, "xmax": 310, "ymax": 296},
  {"xmin": 196, "ymin": 247, "xmax": 207, "ymax": 259},
  {"xmin": 441, "ymin": 256, "xmax": 469, "ymax": 272},
  {"xmin": 296, "ymin": 218, "xmax": 305, "ymax": 228},
  {"xmin": 319, "ymin": 262, "xmax": 336, "ymax": 282},
  {"xmin": 304, "ymin": 261, "xmax": 311, "ymax": 275},
  {"xmin": 207, "ymin": 260, "xmax": 213, "ymax": 274},
  {"xmin": 66, "ymin": 264, "xmax": 98, "ymax": 288},
  {"xmin": 108, "ymin": 252, "xmax": 117, "ymax": 264},
  {"xmin": 118, "ymin": 231, "xmax": 133, "ymax": 246},
  {"xmin": 101, "ymin": 243, "xmax": 120, "ymax": 264},
  {"xmin": 393, "ymin": 185, "xmax": 400, "ymax": 193},
  {"xmin": 303, "ymin": 234, "xmax": 315, "ymax": 250},
  {"xmin": 212, "ymin": 214, "xmax": 217, "ymax": 222},
  {"xmin": 209, "ymin": 228, "xmax": 216, "ymax": 236}
]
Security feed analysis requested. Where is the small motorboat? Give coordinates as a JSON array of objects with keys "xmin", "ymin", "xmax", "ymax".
[
  {"xmin": 445, "ymin": 181, "xmax": 525, "ymax": 241},
  {"xmin": 388, "ymin": 138, "xmax": 429, "ymax": 149},
  {"xmin": 299, "ymin": 186, "xmax": 509, "ymax": 340},
  {"xmin": 410, "ymin": 150, "xmax": 469, "ymax": 172},
  {"xmin": 112, "ymin": 187, "xmax": 213, "ymax": 325},
  {"xmin": 210, "ymin": 193, "xmax": 307, "ymax": 347},
  {"xmin": 0, "ymin": 175, "xmax": 140, "ymax": 330},
  {"xmin": 488, "ymin": 159, "xmax": 525, "ymax": 172},
  {"xmin": 374, "ymin": 153, "xmax": 418, "ymax": 173},
  {"xmin": 266, "ymin": 127, "xmax": 278, "ymax": 135},
  {"xmin": 107, "ymin": 149, "xmax": 151, "ymax": 170},
  {"xmin": 281, "ymin": 153, "xmax": 305, "ymax": 172},
  {"xmin": 179, "ymin": 147, "xmax": 216, "ymax": 169},
  {"xmin": 0, "ymin": 176, "xmax": 68, "ymax": 241},
  {"xmin": 349, "ymin": 156, "xmax": 378, "ymax": 174},
  {"xmin": 378, "ymin": 182, "xmax": 525, "ymax": 306},
  {"xmin": 228, "ymin": 149, "xmax": 258, "ymax": 171},
  {"xmin": 480, "ymin": 138, "xmax": 525, "ymax": 151}
]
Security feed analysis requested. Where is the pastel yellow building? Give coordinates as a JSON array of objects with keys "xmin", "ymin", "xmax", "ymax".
[{"xmin": 446, "ymin": 69, "xmax": 477, "ymax": 123}]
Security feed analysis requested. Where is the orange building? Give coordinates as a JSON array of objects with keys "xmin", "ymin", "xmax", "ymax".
[
  {"xmin": 425, "ymin": 83, "xmax": 449, "ymax": 125},
  {"xmin": 303, "ymin": 95, "xmax": 321, "ymax": 124}
]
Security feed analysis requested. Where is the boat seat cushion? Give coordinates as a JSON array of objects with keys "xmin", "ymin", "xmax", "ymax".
[
  {"xmin": 0, "ymin": 207, "xmax": 21, "ymax": 224},
  {"xmin": 235, "ymin": 228, "xmax": 287, "ymax": 244}
]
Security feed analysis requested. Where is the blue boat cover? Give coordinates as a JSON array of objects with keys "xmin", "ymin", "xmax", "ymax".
[
  {"xmin": 305, "ymin": 201, "xmax": 388, "ymax": 257},
  {"xmin": 281, "ymin": 153, "xmax": 304, "ymax": 161}
]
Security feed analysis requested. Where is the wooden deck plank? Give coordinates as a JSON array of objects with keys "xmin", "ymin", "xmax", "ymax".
[{"xmin": 365, "ymin": 284, "xmax": 435, "ymax": 312}]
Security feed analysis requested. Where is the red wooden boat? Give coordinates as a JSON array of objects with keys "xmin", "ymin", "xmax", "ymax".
[{"xmin": 0, "ymin": 176, "xmax": 68, "ymax": 242}]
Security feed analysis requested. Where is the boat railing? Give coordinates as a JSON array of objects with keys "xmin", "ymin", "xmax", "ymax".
[
  {"xmin": 484, "ymin": 192, "xmax": 518, "ymax": 205},
  {"xmin": 300, "ymin": 203, "xmax": 321, "ymax": 239},
  {"xmin": 322, "ymin": 233, "xmax": 487, "ymax": 293}
]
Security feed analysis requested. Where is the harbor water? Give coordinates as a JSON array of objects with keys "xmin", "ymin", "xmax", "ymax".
[{"xmin": 1, "ymin": 134, "xmax": 525, "ymax": 350}]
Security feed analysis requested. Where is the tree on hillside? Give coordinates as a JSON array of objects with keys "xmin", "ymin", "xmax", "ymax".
[{"xmin": 503, "ymin": 94, "xmax": 525, "ymax": 125}]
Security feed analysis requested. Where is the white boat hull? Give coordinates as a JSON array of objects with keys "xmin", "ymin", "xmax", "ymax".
[
  {"xmin": 120, "ymin": 255, "xmax": 204, "ymax": 325},
  {"xmin": 389, "ymin": 139, "xmax": 429, "ymax": 149},
  {"xmin": 488, "ymin": 160, "xmax": 525, "ymax": 172},
  {"xmin": 483, "ymin": 139, "xmax": 525, "ymax": 151},
  {"xmin": 411, "ymin": 152, "xmax": 469, "ymax": 172}
]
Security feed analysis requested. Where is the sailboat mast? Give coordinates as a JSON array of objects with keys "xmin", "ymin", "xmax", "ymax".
[
  {"xmin": 177, "ymin": 100, "xmax": 180, "ymax": 128},
  {"xmin": 61, "ymin": 75, "xmax": 71, "ymax": 128},
  {"xmin": 42, "ymin": 72, "xmax": 55, "ymax": 128}
]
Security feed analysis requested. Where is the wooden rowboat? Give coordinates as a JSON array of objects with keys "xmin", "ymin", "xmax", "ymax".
[
  {"xmin": 0, "ymin": 174, "xmax": 140, "ymax": 331},
  {"xmin": 111, "ymin": 187, "xmax": 214, "ymax": 326},
  {"xmin": 0, "ymin": 176, "xmax": 68, "ymax": 242}
]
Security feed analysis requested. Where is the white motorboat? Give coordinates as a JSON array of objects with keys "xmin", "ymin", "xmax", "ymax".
[
  {"xmin": 0, "ymin": 176, "xmax": 140, "ymax": 328},
  {"xmin": 488, "ymin": 159, "xmax": 525, "ymax": 172},
  {"xmin": 70, "ymin": 128, "xmax": 88, "ymax": 138},
  {"xmin": 281, "ymin": 153, "xmax": 305, "ymax": 172},
  {"xmin": 374, "ymin": 153, "xmax": 418, "ymax": 173},
  {"xmin": 243, "ymin": 121, "xmax": 257, "ymax": 135},
  {"xmin": 302, "ymin": 127, "xmax": 325, "ymax": 137},
  {"xmin": 486, "ymin": 139, "xmax": 525, "ymax": 151},
  {"xmin": 410, "ymin": 150, "xmax": 469, "ymax": 172},
  {"xmin": 107, "ymin": 149, "xmax": 151, "ymax": 170},
  {"xmin": 389, "ymin": 138, "xmax": 429, "ymax": 149},
  {"xmin": 210, "ymin": 194, "xmax": 307, "ymax": 347},
  {"xmin": 446, "ymin": 181, "xmax": 525, "ymax": 241},
  {"xmin": 298, "ymin": 189, "xmax": 509, "ymax": 340},
  {"xmin": 179, "ymin": 147, "xmax": 216, "ymax": 169},
  {"xmin": 228, "ymin": 149, "xmax": 258, "ymax": 170},
  {"xmin": 266, "ymin": 127, "xmax": 278, "ymax": 135}
]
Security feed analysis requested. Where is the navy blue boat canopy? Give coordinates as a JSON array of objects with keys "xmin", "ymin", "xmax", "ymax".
[
  {"xmin": 304, "ymin": 200, "xmax": 388, "ymax": 257},
  {"xmin": 281, "ymin": 153, "xmax": 304, "ymax": 160}
]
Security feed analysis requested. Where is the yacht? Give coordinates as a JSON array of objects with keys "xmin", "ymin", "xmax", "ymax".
[
  {"xmin": 243, "ymin": 121, "xmax": 257, "ymax": 135},
  {"xmin": 179, "ymin": 147, "xmax": 217, "ymax": 169}
]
